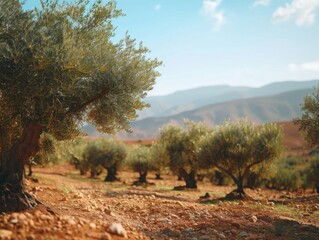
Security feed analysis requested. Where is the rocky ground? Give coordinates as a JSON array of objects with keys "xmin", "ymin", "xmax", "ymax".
[{"xmin": 0, "ymin": 164, "xmax": 319, "ymax": 240}]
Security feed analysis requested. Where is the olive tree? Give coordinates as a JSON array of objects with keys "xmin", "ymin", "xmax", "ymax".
[
  {"xmin": 0, "ymin": 0, "xmax": 160, "ymax": 212},
  {"xmin": 159, "ymin": 121, "xmax": 212, "ymax": 189},
  {"xmin": 127, "ymin": 145, "xmax": 154, "ymax": 184},
  {"xmin": 150, "ymin": 142, "xmax": 169, "ymax": 180},
  {"xmin": 200, "ymin": 119, "xmax": 283, "ymax": 198},
  {"xmin": 84, "ymin": 139, "xmax": 127, "ymax": 181},
  {"xmin": 65, "ymin": 139, "xmax": 90, "ymax": 175},
  {"xmin": 294, "ymin": 87, "xmax": 319, "ymax": 147}
]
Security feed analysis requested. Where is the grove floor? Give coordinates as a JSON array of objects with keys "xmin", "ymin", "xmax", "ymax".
[{"xmin": 0, "ymin": 164, "xmax": 319, "ymax": 240}]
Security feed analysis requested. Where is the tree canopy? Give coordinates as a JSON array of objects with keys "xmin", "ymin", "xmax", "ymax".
[
  {"xmin": 0, "ymin": 0, "xmax": 161, "ymax": 212},
  {"xmin": 200, "ymin": 119, "xmax": 283, "ymax": 198},
  {"xmin": 159, "ymin": 121, "xmax": 212, "ymax": 189},
  {"xmin": 294, "ymin": 87, "xmax": 319, "ymax": 147}
]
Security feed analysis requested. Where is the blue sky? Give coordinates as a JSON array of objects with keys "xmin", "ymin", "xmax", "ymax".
[{"xmin": 24, "ymin": 0, "xmax": 319, "ymax": 96}]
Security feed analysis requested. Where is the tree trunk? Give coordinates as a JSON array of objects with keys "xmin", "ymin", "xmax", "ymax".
[
  {"xmin": 138, "ymin": 172, "xmax": 148, "ymax": 183},
  {"xmin": 179, "ymin": 168, "xmax": 197, "ymax": 189},
  {"xmin": 155, "ymin": 173, "xmax": 162, "ymax": 180},
  {"xmin": 235, "ymin": 180, "xmax": 245, "ymax": 196},
  {"xmin": 104, "ymin": 166, "xmax": 118, "ymax": 182},
  {"xmin": 226, "ymin": 176, "xmax": 246, "ymax": 199},
  {"xmin": 0, "ymin": 122, "xmax": 43, "ymax": 213}
]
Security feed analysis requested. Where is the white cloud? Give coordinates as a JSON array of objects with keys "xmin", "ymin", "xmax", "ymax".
[
  {"xmin": 273, "ymin": 0, "xmax": 319, "ymax": 26},
  {"xmin": 253, "ymin": 0, "xmax": 271, "ymax": 7},
  {"xmin": 154, "ymin": 4, "xmax": 161, "ymax": 11},
  {"xmin": 289, "ymin": 61, "xmax": 319, "ymax": 71},
  {"xmin": 202, "ymin": 0, "xmax": 225, "ymax": 31}
]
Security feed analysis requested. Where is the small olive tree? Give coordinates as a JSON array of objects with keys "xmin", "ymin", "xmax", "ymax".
[
  {"xmin": 127, "ymin": 145, "xmax": 155, "ymax": 184},
  {"xmin": 67, "ymin": 139, "xmax": 91, "ymax": 175},
  {"xmin": 150, "ymin": 142, "xmax": 169, "ymax": 179},
  {"xmin": 84, "ymin": 139, "xmax": 127, "ymax": 181},
  {"xmin": 200, "ymin": 119, "xmax": 283, "ymax": 198},
  {"xmin": 159, "ymin": 121, "xmax": 212, "ymax": 189}
]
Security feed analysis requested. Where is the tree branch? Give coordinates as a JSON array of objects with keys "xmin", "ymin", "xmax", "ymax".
[
  {"xmin": 64, "ymin": 84, "xmax": 110, "ymax": 117},
  {"xmin": 215, "ymin": 164, "xmax": 238, "ymax": 185}
]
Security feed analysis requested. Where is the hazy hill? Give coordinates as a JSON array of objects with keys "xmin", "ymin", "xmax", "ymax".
[
  {"xmin": 138, "ymin": 80, "xmax": 319, "ymax": 119},
  {"xmin": 119, "ymin": 88, "xmax": 313, "ymax": 139}
]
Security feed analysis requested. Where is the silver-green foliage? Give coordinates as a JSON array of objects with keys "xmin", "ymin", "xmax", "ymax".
[
  {"xmin": 159, "ymin": 121, "xmax": 212, "ymax": 174},
  {"xmin": 294, "ymin": 87, "xmax": 319, "ymax": 147},
  {"xmin": 149, "ymin": 142, "xmax": 170, "ymax": 175},
  {"xmin": 84, "ymin": 139, "xmax": 127, "ymax": 170},
  {"xmin": 0, "ymin": 0, "xmax": 161, "ymax": 157},
  {"xmin": 127, "ymin": 145, "xmax": 154, "ymax": 174},
  {"xmin": 200, "ymin": 119, "xmax": 283, "ymax": 193}
]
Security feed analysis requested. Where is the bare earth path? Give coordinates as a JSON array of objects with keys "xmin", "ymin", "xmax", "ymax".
[{"xmin": 1, "ymin": 164, "xmax": 319, "ymax": 240}]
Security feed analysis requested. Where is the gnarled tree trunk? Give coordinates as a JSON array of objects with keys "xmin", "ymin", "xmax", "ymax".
[
  {"xmin": 0, "ymin": 122, "xmax": 43, "ymax": 213},
  {"xmin": 104, "ymin": 165, "xmax": 118, "ymax": 182},
  {"xmin": 138, "ymin": 171, "xmax": 148, "ymax": 183},
  {"xmin": 226, "ymin": 175, "xmax": 246, "ymax": 199},
  {"xmin": 179, "ymin": 168, "xmax": 197, "ymax": 189}
]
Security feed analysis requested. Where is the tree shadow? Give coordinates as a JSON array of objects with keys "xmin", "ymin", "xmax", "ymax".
[
  {"xmin": 271, "ymin": 194, "xmax": 319, "ymax": 205},
  {"xmin": 272, "ymin": 218, "xmax": 319, "ymax": 240}
]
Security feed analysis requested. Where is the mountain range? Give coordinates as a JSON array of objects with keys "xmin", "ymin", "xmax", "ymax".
[
  {"xmin": 83, "ymin": 80, "xmax": 319, "ymax": 139},
  {"xmin": 138, "ymin": 80, "xmax": 319, "ymax": 119}
]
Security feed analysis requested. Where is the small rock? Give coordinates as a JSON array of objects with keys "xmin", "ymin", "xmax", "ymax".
[
  {"xmin": 9, "ymin": 217, "xmax": 18, "ymax": 224},
  {"xmin": 239, "ymin": 231, "xmax": 249, "ymax": 238},
  {"xmin": 26, "ymin": 234, "xmax": 36, "ymax": 240},
  {"xmin": 267, "ymin": 202, "xmax": 275, "ymax": 206},
  {"xmin": 89, "ymin": 223, "xmax": 97, "ymax": 229},
  {"xmin": 40, "ymin": 214, "xmax": 53, "ymax": 221},
  {"xmin": 108, "ymin": 223, "xmax": 127, "ymax": 238},
  {"xmin": 101, "ymin": 233, "xmax": 112, "ymax": 240},
  {"xmin": 0, "ymin": 230, "xmax": 13, "ymax": 240},
  {"xmin": 249, "ymin": 215, "xmax": 257, "ymax": 223},
  {"xmin": 18, "ymin": 213, "xmax": 27, "ymax": 221},
  {"xmin": 68, "ymin": 219, "xmax": 77, "ymax": 225},
  {"xmin": 104, "ymin": 209, "xmax": 112, "ymax": 215},
  {"xmin": 218, "ymin": 232, "xmax": 226, "ymax": 238},
  {"xmin": 231, "ymin": 222, "xmax": 241, "ymax": 229},
  {"xmin": 75, "ymin": 192, "xmax": 83, "ymax": 199},
  {"xmin": 60, "ymin": 196, "xmax": 67, "ymax": 201}
]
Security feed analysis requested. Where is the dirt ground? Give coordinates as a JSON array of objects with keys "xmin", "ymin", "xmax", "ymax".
[{"xmin": 0, "ymin": 164, "xmax": 319, "ymax": 240}]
